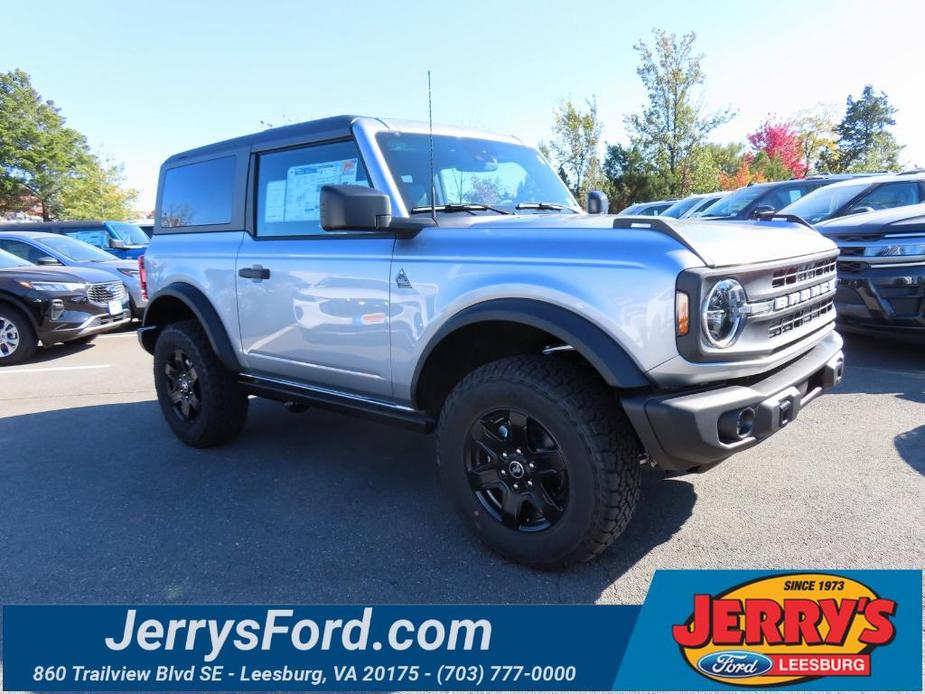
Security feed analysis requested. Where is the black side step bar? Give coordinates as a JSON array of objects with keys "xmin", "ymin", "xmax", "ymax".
[{"xmin": 238, "ymin": 375, "xmax": 435, "ymax": 432}]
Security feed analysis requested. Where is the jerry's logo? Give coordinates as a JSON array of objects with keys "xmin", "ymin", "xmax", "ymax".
[{"xmin": 672, "ymin": 573, "xmax": 897, "ymax": 686}]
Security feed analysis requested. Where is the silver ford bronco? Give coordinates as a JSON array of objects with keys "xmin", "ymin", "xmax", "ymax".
[{"xmin": 139, "ymin": 116, "xmax": 845, "ymax": 568}]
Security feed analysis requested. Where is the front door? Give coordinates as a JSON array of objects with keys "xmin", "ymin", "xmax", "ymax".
[{"xmin": 235, "ymin": 139, "xmax": 395, "ymax": 398}]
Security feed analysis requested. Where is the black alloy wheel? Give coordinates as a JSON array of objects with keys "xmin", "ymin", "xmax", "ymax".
[
  {"xmin": 164, "ymin": 348, "xmax": 201, "ymax": 422},
  {"xmin": 466, "ymin": 408, "xmax": 567, "ymax": 531}
]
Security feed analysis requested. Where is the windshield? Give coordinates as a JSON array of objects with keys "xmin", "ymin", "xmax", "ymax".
[
  {"xmin": 661, "ymin": 196, "xmax": 702, "ymax": 218},
  {"xmin": 376, "ymin": 133, "xmax": 578, "ymax": 214},
  {"xmin": 0, "ymin": 248, "xmax": 33, "ymax": 269},
  {"xmin": 702, "ymin": 185, "xmax": 768, "ymax": 218},
  {"xmin": 780, "ymin": 182, "xmax": 872, "ymax": 223},
  {"xmin": 108, "ymin": 222, "xmax": 150, "ymax": 245},
  {"xmin": 41, "ymin": 235, "xmax": 117, "ymax": 262}
]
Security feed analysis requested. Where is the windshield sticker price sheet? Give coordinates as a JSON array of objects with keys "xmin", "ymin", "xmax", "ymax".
[{"xmin": 3, "ymin": 570, "xmax": 921, "ymax": 691}]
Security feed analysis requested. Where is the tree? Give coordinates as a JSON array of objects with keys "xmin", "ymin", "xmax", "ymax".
[
  {"xmin": 541, "ymin": 97, "xmax": 604, "ymax": 206},
  {"xmin": 822, "ymin": 85, "xmax": 903, "ymax": 173},
  {"xmin": 602, "ymin": 143, "xmax": 663, "ymax": 212},
  {"xmin": 747, "ymin": 119, "xmax": 806, "ymax": 178},
  {"xmin": 0, "ymin": 69, "xmax": 136, "ymax": 220},
  {"xmin": 625, "ymin": 29, "xmax": 732, "ymax": 196},
  {"xmin": 687, "ymin": 142, "xmax": 743, "ymax": 192},
  {"xmin": 57, "ymin": 153, "xmax": 138, "ymax": 220},
  {"xmin": 792, "ymin": 104, "xmax": 838, "ymax": 174}
]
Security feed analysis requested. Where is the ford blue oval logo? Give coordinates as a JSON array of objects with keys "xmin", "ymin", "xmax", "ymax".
[{"xmin": 697, "ymin": 650, "xmax": 774, "ymax": 678}]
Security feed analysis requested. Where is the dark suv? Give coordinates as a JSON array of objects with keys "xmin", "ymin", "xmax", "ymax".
[
  {"xmin": 780, "ymin": 173, "xmax": 925, "ymax": 224},
  {"xmin": 818, "ymin": 203, "xmax": 925, "ymax": 341},
  {"xmin": 0, "ymin": 249, "xmax": 131, "ymax": 364},
  {"xmin": 702, "ymin": 175, "xmax": 861, "ymax": 221}
]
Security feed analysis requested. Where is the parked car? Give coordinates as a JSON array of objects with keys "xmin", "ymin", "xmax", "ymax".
[
  {"xmin": 139, "ymin": 115, "xmax": 844, "ymax": 568},
  {"xmin": 0, "ymin": 231, "xmax": 147, "ymax": 318},
  {"xmin": 0, "ymin": 220, "xmax": 149, "ymax": 259},
  {"xmin": 0, "ymin": 249, "xmax": 132, "ymax": 365},
  {"xmin": 779, "ymin": 173, "xmax": 925, "ymax": 224},
  {"xmin": 817, "ymin": 203, "xmax": 925, "ymax": 341},
  {"xmin": 616, "ymin": 200, "xmax": 676, "ymax": 216},
  {"xmin": 700, "ymin": 175, "xmax": 863, "ymax": 221},
  {"xmin": 661, "ymin": 192, "xmax": 728, "ymax": 219}
]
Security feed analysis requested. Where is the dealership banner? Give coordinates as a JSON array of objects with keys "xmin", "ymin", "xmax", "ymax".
[{"xmin": 3, "ymin": 570, "xmax": 920, "ymax": 691}]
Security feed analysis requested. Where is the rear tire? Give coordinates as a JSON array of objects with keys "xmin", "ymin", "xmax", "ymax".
[
  {"xmin": 153, "ymin": 319, "xmax": 248, "ymax": 447},
  {"xmin": 0, "ymin": 305, "xmax": 38, "ymax": 366},
  {"xmin": 436, "ymin": 355, "xmax": 642, "ymax": 569}
]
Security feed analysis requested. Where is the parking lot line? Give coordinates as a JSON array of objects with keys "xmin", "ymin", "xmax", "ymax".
[{"xmin": 0, "ymin": 364, "xmax": 112, "ymax": 375}]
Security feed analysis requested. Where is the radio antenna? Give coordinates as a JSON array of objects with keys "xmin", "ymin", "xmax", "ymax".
[{"xmin": 428, "ymin": 70, "xmax": 437, "ymax": 224}]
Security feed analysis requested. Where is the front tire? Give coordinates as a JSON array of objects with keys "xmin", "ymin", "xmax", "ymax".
[
  {"xmin": 0, "ymin": 305, "xmax": 38, "ymax": 366},
  {"xmin": 153, "ymin": 320, "xmax": 248, "ymax": 447},
  {"xmin": 437, "ymin": 355, "xmax": 642, "ymax": 569}
]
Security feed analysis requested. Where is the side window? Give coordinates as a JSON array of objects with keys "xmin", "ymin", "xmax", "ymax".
[
  {"xmin": 256, "ymin": 140, "xmax": 370, "ymax": 238},
  {"xmin": 853, "ymin": 182, "xmax": 921, "ymax": 210},
  {"xmin": 65, "ymin": 229, "xmax": 109, "ymax": 248},
  {"xmin": 763, "ymin": 185, "xmax": 806, "ymax": 210},
  {"xmin": 161, "ymin": 156, "xmax": 236, "ymax": 228},
  {"xmin": 0, "ymin": 239, "xmax": 46, "ymax": 263}
]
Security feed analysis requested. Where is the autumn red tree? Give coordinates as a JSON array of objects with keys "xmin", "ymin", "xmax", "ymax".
[{"xmin": 747, "ymin": 119, "xmax": 808, "ymax": 178}]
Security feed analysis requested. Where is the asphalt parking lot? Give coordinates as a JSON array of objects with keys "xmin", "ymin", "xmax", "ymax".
[{"xmin": 1, "ymin": 329, "xmax": 922, "ymax": 614}]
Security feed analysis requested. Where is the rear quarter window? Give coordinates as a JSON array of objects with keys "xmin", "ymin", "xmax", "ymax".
[{"xmin": 160, "ymin": 156, "xmax": 236, "ymax": 228}]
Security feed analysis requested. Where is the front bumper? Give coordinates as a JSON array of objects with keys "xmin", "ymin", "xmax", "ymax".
[
  {"xmin": 35, "ymin": 298, "xmax": 132, "ymax": 344},
  {"xmin": 621, "ymin": 331, "xmax": 844, "ymax": 471},
  {"xmin": 834, "ymin": 261, "xmax": 925, "ymax": 341}
]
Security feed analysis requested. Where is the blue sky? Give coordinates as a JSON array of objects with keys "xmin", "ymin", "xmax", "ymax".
[{"xmin": 4, "ymin": 0, "xmax": 924, "ymax": 212}]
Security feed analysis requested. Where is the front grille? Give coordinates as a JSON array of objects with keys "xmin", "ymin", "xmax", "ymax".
[
  {"xmin": 87, "ymin": 281, "xmax": 127, "ymax": 303},
  {"xmin": 771, "ymin": 259, "xmax": 837, "ymax": 288},
  {"xmin": 837, "ymin": 260, "xmax": 867, "ymax": 273},
  {"xmin": 768, "ymin": 299, "xmax": 835, "ymax": 338}
]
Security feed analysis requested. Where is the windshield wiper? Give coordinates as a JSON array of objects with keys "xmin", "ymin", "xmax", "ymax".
[
  {"xmin": 410, "ymin": 203, "xmax": 511, "ymax": 216},
  {"xmin": 515, "ymin": 202, "xmax": 578, "ymax": 213}
]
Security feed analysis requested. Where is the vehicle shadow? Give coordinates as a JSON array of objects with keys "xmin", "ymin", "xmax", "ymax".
[
  {"xmin": 0, "ymin": 399, "xmax": 694, "ymax": 607},
  {"xmin": 837, "ymin": 334, "xmax": 925, "ymax": 476},
  {"xmin": 20, "ymin": 340, "xmax": 97, "ymax": 364}
]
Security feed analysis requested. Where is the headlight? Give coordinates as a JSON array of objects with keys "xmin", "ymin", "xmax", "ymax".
[
  {"xmin": 702, "ymin": 278, "xmax": 747, "ymax": 348},
  {"xmin": 874, "ymin": 241, "xmax": 925, "ymax": 257},
  {"xmin": 117, "ymin": 268, "xmax": 140, "ymax": 278},
  {"xmin": 17, "ymin": 280, "xmax": 88, "ymax": 292}
]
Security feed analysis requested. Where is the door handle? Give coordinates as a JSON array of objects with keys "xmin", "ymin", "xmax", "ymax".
[{"xmin": 238, "ymin": 265, "xmax": 271, "ymax": 280}]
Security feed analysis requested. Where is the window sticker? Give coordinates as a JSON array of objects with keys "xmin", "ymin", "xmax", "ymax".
[
  {"xmin": 282, "ymin": 158, "xmax": 359, "ymax": 222},
  {"xmin": 264, "ymin": 180, "xmax": 286, "ymax": 222}
]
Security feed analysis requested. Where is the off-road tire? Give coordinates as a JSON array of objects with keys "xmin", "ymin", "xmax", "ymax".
[
  {"xmin": 0, "ymin": 304, "xmax": 38, "ymax": 366},
  {"xmin": 437, "ymin": 354, "xmax": 642, "ymax": 569},
  {"xmin": 153, "ymin": 319, "xmax": 248, "ymax": 447}
]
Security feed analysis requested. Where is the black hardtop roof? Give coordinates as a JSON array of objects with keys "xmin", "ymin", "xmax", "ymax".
[{"xmin": 164, "ymin": 114, "xmax": 364, "ymax": 164}]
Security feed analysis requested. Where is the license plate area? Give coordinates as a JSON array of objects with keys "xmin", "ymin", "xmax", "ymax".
[{"xmin": 108, "ymin": 300, "xmax": 123, "ymax": 316}]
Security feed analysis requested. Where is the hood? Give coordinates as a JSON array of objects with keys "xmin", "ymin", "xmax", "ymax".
[
  {"xmin": 816, "ymin": 203, "xmax": 925, "ymax": 234},
  {"xmin": 441, "ymin": 213, "xmax": 838, "ymax": 268},
  {"xmin": 0, "ymin": 265, "xmax": 124, "ymax": 284}
]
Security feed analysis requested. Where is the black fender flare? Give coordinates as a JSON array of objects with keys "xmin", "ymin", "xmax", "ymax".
[
  {"xmin": 411, "ymin": 298, "xmax": 650, "ymax": 405},
  {"xmin": 0, "ymin": 291, "xmax": 40, "ymax": 332},
  {"xmin": 139, "ymin": 282, "xmax": 240, "ymax": 372}
]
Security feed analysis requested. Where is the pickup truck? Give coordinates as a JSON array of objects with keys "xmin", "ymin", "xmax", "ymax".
[{"xmin": 138, "ymin": 116, "xmax": 845, "ymax": 568}]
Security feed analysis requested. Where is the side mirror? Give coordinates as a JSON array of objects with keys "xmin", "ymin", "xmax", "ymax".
[
  {"xmin": 752, "ymin": 204, "xmax": 776, "ymax": 218},
  {"xmin": 847, "ymin": 206, "xmax": 875, "ymax": 216},
  {"xmin": 109, "ymin": 238, "xmax": 127, "ymax": 250},
  {"xmin": 320, "ymin": 185, "xmax": 392, "ymax": 232},
  {"xmin": 586, "ymin": 190, "xmax": 609, "ymax": 215},
  {"xmin": 37, "ymin": 256, "xmax": 61, "ymax": 265}
]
